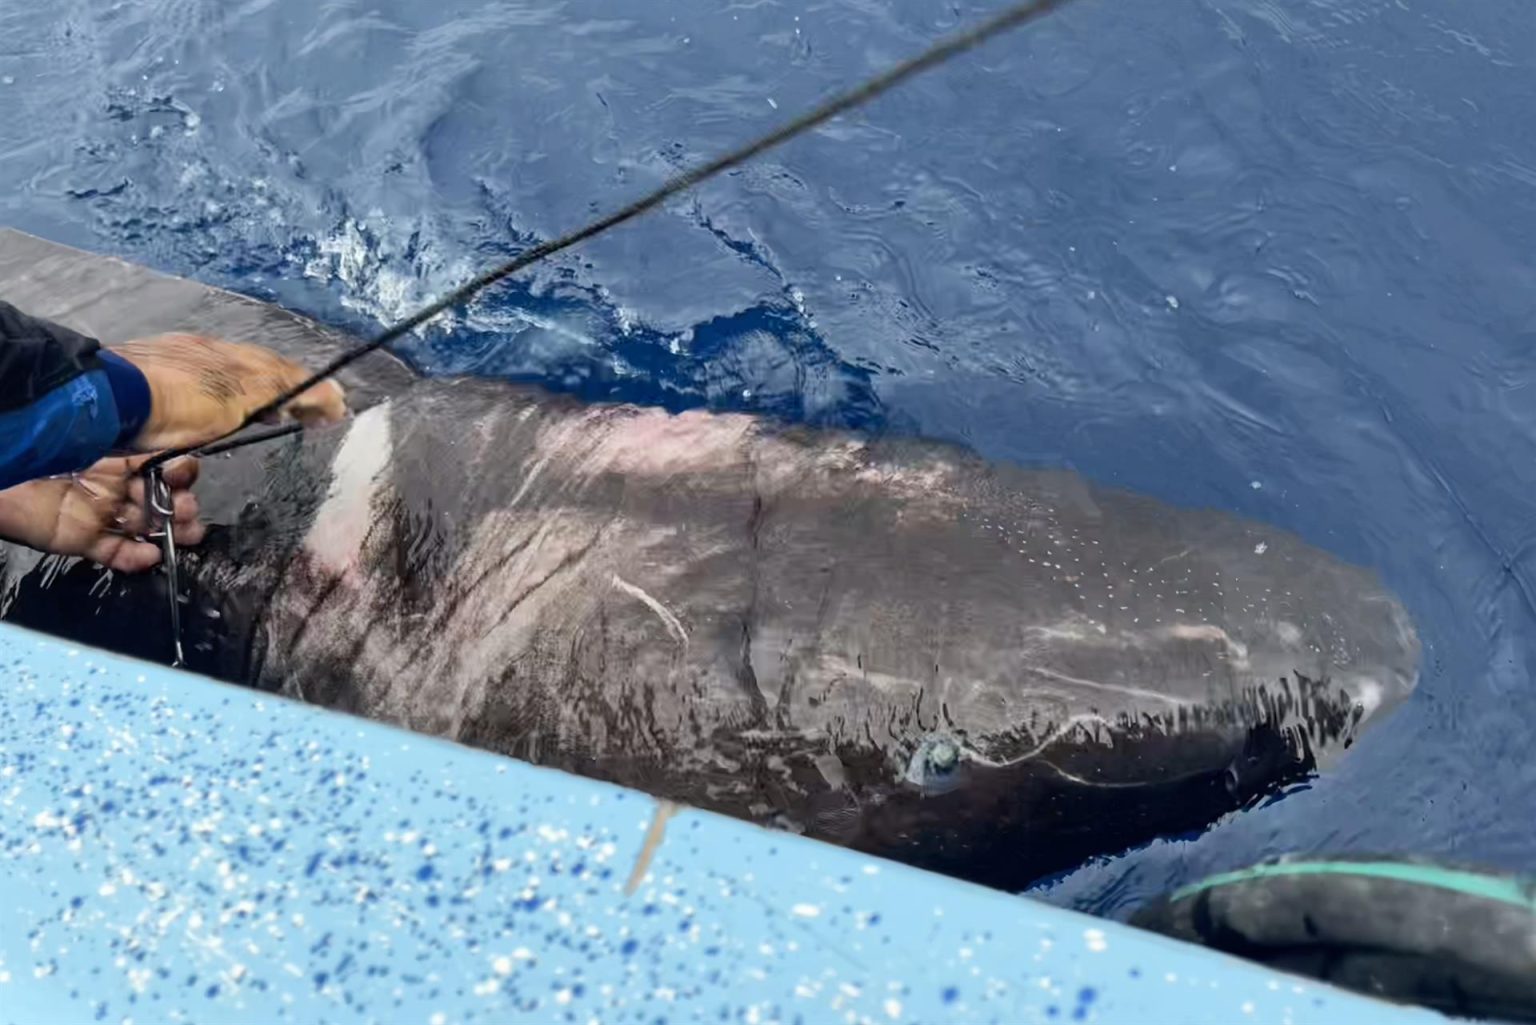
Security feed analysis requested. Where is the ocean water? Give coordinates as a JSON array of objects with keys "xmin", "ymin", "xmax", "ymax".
[{"xmin": 2, "ymin": 0, "xmax": 1534, "ymax": 917}]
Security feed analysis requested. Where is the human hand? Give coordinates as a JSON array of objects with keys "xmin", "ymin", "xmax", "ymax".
[
  {"xmin": 109, "ymin": 333, "xmax": 348, "ymax": 450},
  {"xmin": 0, "ymin": 455, "xmax": 204, "ymax": 573}
]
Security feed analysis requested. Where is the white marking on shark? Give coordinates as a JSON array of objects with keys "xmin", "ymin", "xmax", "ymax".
[
  {"xmin": 1022, "ymin": 663, "xmax": 1187, "ymax": 706},
  {"xmin": 611, "ymin": 575, "xmax": 688, "ymax": 648},
  {"xmin": 1168, "ymin": 623, "xmax": 1251, "ymax": 667},
  {"xmin": 303, "ymin": 403, "xmax": 393, "ymax": 581}
]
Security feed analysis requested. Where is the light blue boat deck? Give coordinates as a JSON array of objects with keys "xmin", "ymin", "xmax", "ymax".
[{"xmin": 0, "ymin": 622, "xmax": 1440, "ymax": 1025}]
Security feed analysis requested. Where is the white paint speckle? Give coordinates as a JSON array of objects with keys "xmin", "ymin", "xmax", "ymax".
[
  {"xmin": 1242, "ymin": 1001, "xmax": 1256, "ymax": 1015},
  {"xmin": 1166, "ymin": 295, "xmax": 1180, "ymax": 309},
  {"xmin": 791, "ymin": 903, "xmax": 821, "ymax": 918},
  {"xmin": 1254, "ymin": 542, "xmax": 1268, "ymax": 555},
  {"xmin": 1083, "ymin": 928, "xmax": 1108, "ymax": 953},
  {"xmin": 492, "ymin": 956, "xmax": 513, "ymax": 976},
  {"xmin": 884, "ymin": 999, "xmax": 903, "ymax": 1019}
]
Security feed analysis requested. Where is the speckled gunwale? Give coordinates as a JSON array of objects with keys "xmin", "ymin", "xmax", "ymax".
[{"xmin": 0, "ymin": 623, "xmax": 1441, "ymax": 1025}]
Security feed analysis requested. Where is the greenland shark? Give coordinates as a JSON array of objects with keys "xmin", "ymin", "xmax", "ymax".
[{"xmin": 0, "ymin": 229, "xmax": 1420, "ymax": 889}]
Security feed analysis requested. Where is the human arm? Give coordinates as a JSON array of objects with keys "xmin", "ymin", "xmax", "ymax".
[{"xmin": 0, "ymin": 300, "xmax": 346, "ymax": 489}]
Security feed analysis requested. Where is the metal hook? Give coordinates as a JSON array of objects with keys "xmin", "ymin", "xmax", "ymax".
[{"xmin": 144, "ymin": 467, "xmax": 185, "ymax": 668}]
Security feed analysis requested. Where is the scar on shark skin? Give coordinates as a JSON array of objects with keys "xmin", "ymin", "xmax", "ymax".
[
  {"xmin": 626, "ymin": 799, "xmax": 680, "ymax": 896},
  {"xmin": 612, "ymin": 574, "xmax": 689, "ymax": 647}
]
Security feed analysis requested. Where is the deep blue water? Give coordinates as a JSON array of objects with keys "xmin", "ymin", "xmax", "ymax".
[{"xmin": 3, "ymin": 0, "xmax": 1535, "ymax": 918}]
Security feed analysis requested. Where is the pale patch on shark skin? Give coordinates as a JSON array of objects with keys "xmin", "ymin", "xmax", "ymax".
[
  {"xmin": 580, "ymin": 406, "xmax": 756, "ymax": 479},
  {"xmin": 837, "ymin": 449, "xmax": 984, "ymax": 519},
  {"xmin": 1167, "ymin": 623, "xmax": 1251, "ymax": 669},
  {"xmin": 850, "ymin": 458, "xmax": 957, "ymax": 501},
  {"xmin": 750, "ymin": 441, "xmax": 872, "ymax": 510},
  {"xmin": 301, "ymin": 403, "xmax": 393, "ymax": 584},
  {"xmin": 560, "ymin": 402, "xmax": 926, "ymax": 508}
]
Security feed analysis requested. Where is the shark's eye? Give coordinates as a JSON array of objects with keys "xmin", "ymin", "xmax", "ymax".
[
  {"xmin": 926, "ymin": 738, "xmax": 959, "ymax": 774},
  {"xmin": 903, "ymin": 735, "xmax": 967, "ymax": 794}
]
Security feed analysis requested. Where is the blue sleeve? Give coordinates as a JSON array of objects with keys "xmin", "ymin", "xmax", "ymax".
[{"xmin": 0, "ymin": 367, "xmax": 130, "ymax": 490}]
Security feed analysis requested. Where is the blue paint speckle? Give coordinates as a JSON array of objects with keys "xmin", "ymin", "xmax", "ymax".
[{"xmin": 1071, "ymin": 985, "xmax": 1098, "ymax": 1021}]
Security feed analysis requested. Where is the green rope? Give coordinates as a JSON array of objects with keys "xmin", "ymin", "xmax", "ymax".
[{"xmin": 1171, "ymin": 859, "xmax": 1536, "ymax": 912}]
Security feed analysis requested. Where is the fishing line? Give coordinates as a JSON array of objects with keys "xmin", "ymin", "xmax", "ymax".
[
  {"xmin": 142, "ymin": 0, "xmax": 1080, "ymax": 471},
  {"xmin": 138, "ymin": 0, "xmax": 1084, "ymax": 665}
]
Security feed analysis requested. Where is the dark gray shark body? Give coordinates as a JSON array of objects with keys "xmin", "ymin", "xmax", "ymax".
[{"xmin": 0, "ymin": 230, "xmax": 1420, "ymax": 889}]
